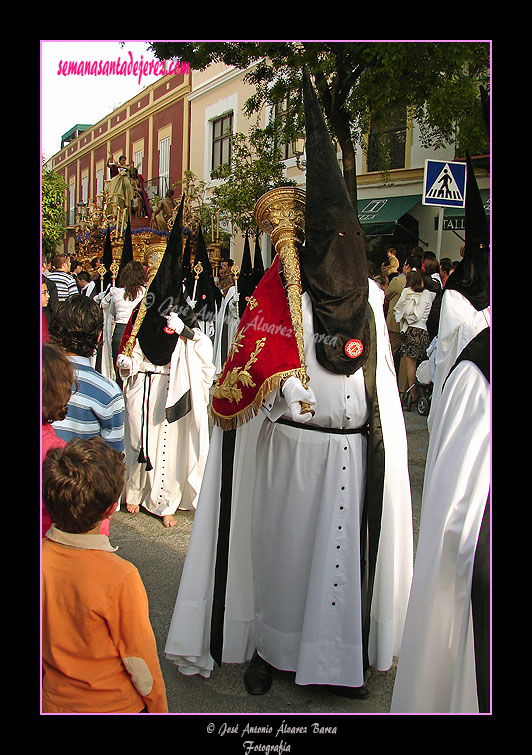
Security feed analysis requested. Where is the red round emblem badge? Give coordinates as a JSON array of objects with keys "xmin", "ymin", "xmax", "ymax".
[
  {"xmin": 344, "ymin": 339, "xmax": 364, "ymax": 358},
  {"xmin": 163, "ymin": 326, "xmax": 175, "ymax": 335}
]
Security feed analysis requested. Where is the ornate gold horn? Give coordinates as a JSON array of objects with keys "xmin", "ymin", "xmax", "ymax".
[{"xmin": 254, "ymin": 187, "xmax": 314, "ymax": 416}]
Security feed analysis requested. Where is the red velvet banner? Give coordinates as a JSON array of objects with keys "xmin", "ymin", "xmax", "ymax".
[{"xmin": 211, "ymin": 255, "xmax": 302, "ymax": 429}]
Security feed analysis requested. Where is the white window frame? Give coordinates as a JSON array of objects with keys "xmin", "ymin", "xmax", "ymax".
[
  {"xmin": 69, "ymin": 180, "xmax": 76, "ymax": 226},
  {"xmin": 159, "ymin": 136, "xmax": 170, "ymax": 196}
]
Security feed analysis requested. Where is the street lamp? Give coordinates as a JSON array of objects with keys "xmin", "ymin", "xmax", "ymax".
[{"xmin": 292, "ymin": 136, "xmax": 306, "ymax": 171}]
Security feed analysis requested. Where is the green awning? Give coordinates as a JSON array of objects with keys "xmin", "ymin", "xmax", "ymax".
[{"xmin": 357, "ymin": 194, "xmax": 421, "ymax": 236}]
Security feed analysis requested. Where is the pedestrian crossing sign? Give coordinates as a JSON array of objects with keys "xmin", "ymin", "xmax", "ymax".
[{"xmin": 423, "ymin": 159, "xmax": 467, "ymax": 208}]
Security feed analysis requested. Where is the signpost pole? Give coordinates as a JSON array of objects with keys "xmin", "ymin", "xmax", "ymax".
[{"xmin": 436, "ymin": 207, "xmax": 444, "ymax": 256}]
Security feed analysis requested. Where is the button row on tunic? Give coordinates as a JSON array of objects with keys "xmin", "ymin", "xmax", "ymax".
[
  {"xmin": 159, "ymin": 375, "xmax": 171, "ymax": 502},
  {"xmin": 332, "ymin": 447, "xmax": 350, "ymax": 606}
]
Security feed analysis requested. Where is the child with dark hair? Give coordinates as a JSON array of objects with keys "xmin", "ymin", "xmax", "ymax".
[
  {"xmin": 42, "ymin": 437, "xmax": 168, "ymax": 713},
  {"xmin": 49, "ymin": 292, "xmax": 104, "ymax": 358},
  {"xmin": 42, "ymin": 343, "xmax": 74, "ymax": 537}
]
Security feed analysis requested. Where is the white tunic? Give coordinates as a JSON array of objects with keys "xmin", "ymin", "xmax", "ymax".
[
  {"xmin": 165, "ymin": 280, "xmax": 413, "ymax": 684},
  {"xmin": 391, "ymin": 358, "xmax": 490, "ymax": 713},
  {"xmin": 428, "ymin": 289, "xmax": 490, "ymax": 433},
  {"xmin": 121, "ymin": 330, "xmax": 215, "ymax": 516}
]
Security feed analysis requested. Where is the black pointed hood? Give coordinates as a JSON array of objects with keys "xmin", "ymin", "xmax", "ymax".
[
  {"xmin": 117, "ymin": 217, "xmax": 133, "ymax": 279},
  {"xmin": 102, "ymin": 224, "xmax": 113, "ymax": 269},
  {"xmin": 182, "ymin": 232, "xmax": 194, "ymax": 297},
  {"xmin": 98, "ymin": 225, "xmax": 114, "ymax": 292},
  {"xmin": 137, "ymin": 196, "xmax": 197, "ymax": 365},
  {"xmin": 253, "ymin": 233, "xmax": 265, "ymax": 288},
  {"xmin": 444, "ymin": 153, "xmax": 490, "ymax": 311},
  {"xmin": 238, "ymin": 231, "xmax": 255, "ymax": 317},
  {"xmin": 192, "ymin": 225, "xmax": 222, "ymax": 321},
  {"xmin": 299, "ymin": 67, "xmax": 369, "ymax": 375}
]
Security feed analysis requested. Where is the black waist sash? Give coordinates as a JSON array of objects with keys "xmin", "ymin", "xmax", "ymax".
[
  {"xmin": 137, "ymin": 372, "xmax": 154, "ymax": 471},
  {"xmin": 209, "ymin": 428, "xmax": 236, "ymax": 665},
  {"xmin": 275, "ymin": 416, "xmax": 369, "ymax": 435},
  {"xmin": 360, "ymin": 306, "xmax": 385, "ymax": 675}
]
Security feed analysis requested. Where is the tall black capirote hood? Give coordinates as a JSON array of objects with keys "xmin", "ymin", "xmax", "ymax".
[
  {"xmin": 253, "ymin": 232, "xmax": 265, "ymax": 288},
  {"xmin": 193, "ymin": 224, "xmax": 222, "ymax": 319},
  {"xmin": 182, "ymin": 233, "xmax": 193, "ymax": 297},
  {"xmin": 98, "ymin": 225, "xmax": 114, "ymax": 293},
  {"xmin": 238, "ymin": 231, "xmax": 255, "ymax": 318},
  {"xmin": 117, "ymin": 217, "xmax": 133, "ymax": 279},
  {"xmin": 445, "ymin": 152, "xmax": 490, "ymax": 312},
  {"xmin": 299, "ymin": 67, "xmax": 369, "ymax": 375},
  {"xmin": 137, "ymin": 196, "xmax": 198, "ymax": 365}
]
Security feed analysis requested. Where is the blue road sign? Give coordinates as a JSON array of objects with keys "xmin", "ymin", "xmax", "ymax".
[{"xmin": 423, "ymin": 159, "xmax": 467, "ymax": 208}]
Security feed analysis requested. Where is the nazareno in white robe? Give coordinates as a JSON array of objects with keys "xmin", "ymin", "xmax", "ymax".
[
  {"xmin": 165, "ymin": 280, "xmax": 413, "ymax": 686},
  {"xmin": 120, "ymin": 329, "xmax": 215, "ymax": 516},
  {"xmin": 391, "ymin": 344, "xmax": 490, "ymax": 713},
  {"xmin": 213, "ymin": 284, "xmax": 240, "ymax": 375},
  {"xmin": 428, "ymin": 288, "xmax": 490, "ymax": 434}
]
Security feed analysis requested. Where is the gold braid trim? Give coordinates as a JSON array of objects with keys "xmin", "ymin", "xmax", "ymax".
[{"xmin": 211, "ymin": 367, "xmax": 306, "ymax": 431}]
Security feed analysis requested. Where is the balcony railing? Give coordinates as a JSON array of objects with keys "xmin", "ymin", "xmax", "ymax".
[{"xmin": 65, "ymin": 175, "xmax": 181, "ymax": 230}]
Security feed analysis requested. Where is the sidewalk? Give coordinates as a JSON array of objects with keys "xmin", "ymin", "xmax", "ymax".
[{"xmin": 109, "ymin": 408, "xmax": 428, "ymax": 716}]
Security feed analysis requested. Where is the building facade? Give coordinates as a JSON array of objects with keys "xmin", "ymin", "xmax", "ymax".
[
  {"xmin": 46, "ymin": 69, "xmax": 191, "ymax": 256},
  {"xmin": 185, "ymin": 61, "xmax": 489, "ymax": 269},
  {"xmin": 45, "ymin": 60, "xmax": 489, "ymax": 269}
]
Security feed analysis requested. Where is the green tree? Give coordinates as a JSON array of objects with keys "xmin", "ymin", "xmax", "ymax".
[
  {"xmin": 42, "ymin": 164, "xmax": 67, "ymax": 256},
  {"xmin": 149, "ymin": 41, "xmax": 490, "ymax": 208},
  {"xmin": 209, "ymin": 121, "xmax": 296, "ymax": 236},
  {"xmin": 173, "ymin": 170, "xmax": 232, "ymax": 247}
]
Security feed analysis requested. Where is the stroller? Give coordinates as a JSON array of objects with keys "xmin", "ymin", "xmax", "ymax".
[{"xmin": 403, "ymin": 359, "xmax": 433, "ymax": 416}]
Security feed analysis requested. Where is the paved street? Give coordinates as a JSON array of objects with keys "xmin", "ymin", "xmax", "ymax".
[{"xmin": 109, "ymin": 405, "xmax": 429, "ymax": 721}]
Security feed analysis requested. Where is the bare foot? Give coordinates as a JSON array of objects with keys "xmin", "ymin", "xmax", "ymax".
[
  {"xmin": 126, "ymin": 503, "xmax": 140, "ymax": 514},
  {"xmin": 162, "ymin": 515, "xmax": 177, "ymax": 528}
]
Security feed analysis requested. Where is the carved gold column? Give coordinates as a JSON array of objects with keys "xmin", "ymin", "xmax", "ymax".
[{"xmin": 254, "ymin": 187, "xmax": 314, "ymax": 415}]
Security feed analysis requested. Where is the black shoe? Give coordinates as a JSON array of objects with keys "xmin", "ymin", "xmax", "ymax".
[
  {"xmin": 244, "ymin": 651, "xmax": 273, "ymax": 695},
  {"xmin": 326, "ymin": 684, "xmax": 369, "ymax": 699}
]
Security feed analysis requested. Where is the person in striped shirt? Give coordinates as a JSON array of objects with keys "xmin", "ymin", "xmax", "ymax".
[
  {"xmin": 47, "ymin": 255, "xmax": 79, "ymax": 301},
  {"xmin": 49, "ymin": 295, "xmax": 125, "ymax": 454}
]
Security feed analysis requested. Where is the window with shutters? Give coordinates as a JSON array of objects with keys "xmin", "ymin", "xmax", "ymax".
[
  {"xmin": 69, "ymin": 180, "xmax": 76, "ymax": 226},
  {"xmin": 211, "ymin": 113, "xmax": 233, "ymax": 170},
  {"xmin": 366, "ymin": 109, "xmax": 407, "ymax": 173},
  {"xmin": 96, "ymin": 168, "xmax": 104, "ymax": 207},
  {"xmin": 81, "ymin": 175, "xmax": 89, "ymax": 204},
  {"xmin": 274, "ymin": 96, "xmax": 296, "ymax": 160},
  {"xmin": 159, "ymin": 136, "xmax": 170, "ymax": 196}
]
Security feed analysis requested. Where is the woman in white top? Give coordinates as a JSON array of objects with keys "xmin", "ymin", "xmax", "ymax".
[
  {"xmin": 394, "ymin": 270, "xmax": 435, "ymax": 400},
  {"xmin": 108, "ymin": 261, "xmax": 146, "ymax": 387}
]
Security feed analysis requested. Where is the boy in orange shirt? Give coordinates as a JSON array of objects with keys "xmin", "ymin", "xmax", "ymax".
[{"xmin": 42, "ymin": 437, "xmax": 168, "ymax": 713}]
